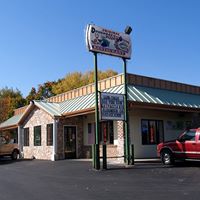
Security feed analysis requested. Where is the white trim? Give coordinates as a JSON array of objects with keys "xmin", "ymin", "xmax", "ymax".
[
  {"xmin": 51, "ymin": 119, "xmax": 58, "ymax": 161},
  {"xmin": 174, "ymin": 151, "xmax": 200, "ymax": 155}
]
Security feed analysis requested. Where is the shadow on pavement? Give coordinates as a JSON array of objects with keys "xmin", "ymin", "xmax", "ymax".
[
  {"xmin": 105, "ymin": 159, "xmax": 200, "ymax": 170},
  {"xmin": 173, "ymin": 160, "xmax": 200, "ymax": 168},
  {"xmin": 0, "ymin": 157, "xmax": 34, "ymax": 165}
]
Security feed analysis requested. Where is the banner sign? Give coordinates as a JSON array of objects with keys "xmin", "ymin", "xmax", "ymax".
[
  {"xmin": 100, "ymin": 92, "xmax": 125, "ymax": 121},
  {"xmin": 86, "ymin": 24, "xmax": 132, "ymax": 59}
]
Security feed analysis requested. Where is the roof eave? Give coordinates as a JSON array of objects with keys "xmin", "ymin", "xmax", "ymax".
[
  {"xmin": 62, "ymin": 107, "xmax": 95, "ymax": 118},
  {"xmin": 129, "ymin": 101, "xmax": 200, "ymax": 112},
  {"xmin": 0, "ymin": 124, "xmax": 18, "ymax": 131}
]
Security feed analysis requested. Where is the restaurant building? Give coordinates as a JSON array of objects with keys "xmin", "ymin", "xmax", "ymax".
[{"xmin": 0, "ymin": 73, "xmax": 200, "ymax": 161}]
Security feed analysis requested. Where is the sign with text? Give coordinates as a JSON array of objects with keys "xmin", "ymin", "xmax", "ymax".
[
  {"xmin": 100, "ymin": 92, "xmax": 125, "ymax": 121},
  {"xmin": 86, "ymin": 24, "xmax": 132, "ymax": 59}
]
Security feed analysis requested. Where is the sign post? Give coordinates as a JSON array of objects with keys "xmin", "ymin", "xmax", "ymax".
[
  {"xmin": 123, "ymin": 58, "xmax": 130, "ymax": 164},
  {"xmin": 86, "ymin": 24, "xmax": 133, "ymax": 169},
  {"xmin": 93, "ymin": 52, "xmax": 100, "ymax": 170}
]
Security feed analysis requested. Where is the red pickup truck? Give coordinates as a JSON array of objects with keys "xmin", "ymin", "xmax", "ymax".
[{"xmin": 157, "ymin": 128, "xmax": 200, "ymax": 165}]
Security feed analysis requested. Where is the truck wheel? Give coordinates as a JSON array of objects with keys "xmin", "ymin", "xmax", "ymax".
[
  {"xmin": 11, "ymin": 150, "xmax": 18, "ymax": 160},
  {"xmin": 161, "ymin": 150, "xmax": 174, "ymax": 165}
]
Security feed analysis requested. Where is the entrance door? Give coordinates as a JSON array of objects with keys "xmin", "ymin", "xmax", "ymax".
[{"xmin": 64, "ymin": 126, "xmax": 76, "ymax": 159}]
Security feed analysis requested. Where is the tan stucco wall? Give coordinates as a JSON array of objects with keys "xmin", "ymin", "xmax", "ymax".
[
  {"xmin": 22, "ymin": 107, "xmax": 54, "ymax": 160},
  {"xmin": 129, "ymin": 108, "xmax": 194, "ymax": 158}
]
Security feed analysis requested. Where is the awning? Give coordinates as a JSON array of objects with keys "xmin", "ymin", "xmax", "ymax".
[{"xmin": 0, "ymin": 114, "xmax": 23, "ymax": 130}]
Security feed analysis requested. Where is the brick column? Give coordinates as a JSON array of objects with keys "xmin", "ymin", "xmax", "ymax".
[{"xmin": 116, "ymin": 121, "xmax": 124, "ymax": 163}]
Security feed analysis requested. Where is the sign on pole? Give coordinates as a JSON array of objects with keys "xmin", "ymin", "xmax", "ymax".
[
  {"xmin": 86, "ymin": 24, "xmax": 132, "ymax": 59},
  {"xmin": 100, "ymin": 92, "xmax": 125, "ymax": 121}
]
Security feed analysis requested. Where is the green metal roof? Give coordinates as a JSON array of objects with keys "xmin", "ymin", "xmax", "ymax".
[
  {"xmin": 128, "ymin": 85, "xmax": 200, "ymax": 108},
  {"xmin": 60, "ymin": 93, "xmax": 95, "ymax": 114},
  {"xmin": 0, "ymin": 114, "xmax": 23, "ymax": 129},
  {"xmin": 34, "ymin": 100, "xmax": 61, "ymax": 117},
  {"xmin": 1, "ymin": 84, "xmax": 200, "ymax": 130},
  {"xmin": 60, "ymin": 84, "xmax": 200, "ymax": 115}
]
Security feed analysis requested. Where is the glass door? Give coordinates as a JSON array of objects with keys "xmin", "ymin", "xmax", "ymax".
[{"xmin": 64, "ymin": 126, "xmax": 76, "ymax": 159}]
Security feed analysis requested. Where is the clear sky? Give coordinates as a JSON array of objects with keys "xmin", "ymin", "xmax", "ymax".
[{"xmin": 0, "ymin": 0, "xmax": 199, "ymax": 97}]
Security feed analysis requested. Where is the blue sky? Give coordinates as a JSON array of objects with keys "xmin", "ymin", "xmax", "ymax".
[{"xmin": 0, "ymin": 0, "xmax": 199, "ymax": 97}]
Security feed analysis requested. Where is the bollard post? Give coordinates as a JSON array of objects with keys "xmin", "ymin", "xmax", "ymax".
[
  {"xmin": 130, "ymin": 144, "xmax": 134, "ymax": 165},
  {"xmin": 92, "ymin": 144, "xmax": 100, "ymax": 169},
  {"xmin": 92, "ymin": 144, "xmax": 95, "ymax": 168},
  {"xmin": 102, "ymin": 144, "xmax": 107, "ymax": 169}
]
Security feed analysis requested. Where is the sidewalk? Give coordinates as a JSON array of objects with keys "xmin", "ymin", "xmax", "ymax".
[
  {"xmin": 106, "ymin": 158, "xmax": 160, "ymax": 167},
  {"xmin": 69, "ymin": 158, "xmax": 161, "ymax": 169}
]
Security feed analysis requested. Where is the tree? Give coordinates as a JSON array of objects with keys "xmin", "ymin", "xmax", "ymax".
[
  {"xmin": 0, "ymin": 87, "xmax": 26, "ymax": 123},
  {"xmin": 52, "ymin": 69, "xmax": 118, "ymax": 94},
  {"xmin": 26, "ymin": 82, "xmax": 56, "ymax": 101},
  {"xmin": 26, "ymin": 87, "xmax": 37, "ymax": 103},
  {"xmin": 35, "ymin": 81, "xmax": 55, "ymax": 100}
]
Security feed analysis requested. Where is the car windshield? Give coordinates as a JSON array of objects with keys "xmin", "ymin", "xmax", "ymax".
[
  {"xmin": 0, "ymin": 137, "xmax": 6, "ymax": 144},
  {"xmin": 179, "ymin": 130, "xmax": 196, "ymax": 141}
]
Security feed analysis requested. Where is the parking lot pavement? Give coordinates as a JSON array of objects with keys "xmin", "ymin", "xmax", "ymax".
[{"xmin": 0, "ymin": 158, "xmax": 200, "ymax": 200}]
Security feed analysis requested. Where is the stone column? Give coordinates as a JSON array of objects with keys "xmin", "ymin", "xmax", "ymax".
[{"xmin": 116, "ymin": 121, "xmax": 124, "ymax": 163}]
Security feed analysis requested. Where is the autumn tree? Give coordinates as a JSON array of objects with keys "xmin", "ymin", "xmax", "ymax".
[
  {"xmin": 52, "ymin": 69, "xmax": 118, "ymax": 94},
  {"xmin": 34, "ymin": 81, "xmax": 55, "ymax": 100},
  {"xmin": 26, "ymin": 87, "xmax": 37, "ymax": 103},
  {"xmin": 0, "ymin": 87, "xmax": 26, "ymax": 123}
]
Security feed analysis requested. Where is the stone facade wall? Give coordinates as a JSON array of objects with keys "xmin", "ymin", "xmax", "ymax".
[
  {"xmin": 22, "ymin": 107, "xmax": 54, "ymax": 160},
  {"xmin": 82, "ymin": 121, "xmax": 124, "ymax": 161},
  {"xmin": 99, "ymin": 145, "xmax": 118, "ymax": 158},
  {"xmin": 82, "ymin": 145, "xmax": 118, "ymax": 159},
  {"xmin": 82, "ymin": 146, "xmax": 92, "ymax": 158},
  {"xmin": 116, "ymin": 121, "xmax": 124, "ymax": 163},
  {"xmin": 21, "ymin": 108, "xmax": 125, "ymax": 161},
  {"xmin": 57, "ymin": 116, "xmax": 84, "ymax": 159}
]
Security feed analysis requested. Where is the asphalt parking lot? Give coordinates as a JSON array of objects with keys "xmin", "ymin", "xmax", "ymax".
[{"xmin": 0, "ymin": 158, "xmax": 200, "ymax": 200}]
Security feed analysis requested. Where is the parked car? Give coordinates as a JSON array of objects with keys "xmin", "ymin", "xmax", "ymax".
[
  {"xmin": 157, "ymin": 128, "xmax": 200, "ymax": 165},
  {"xmin": 0, "ymin": 136, "xmax": 20, "ymax": 160}
]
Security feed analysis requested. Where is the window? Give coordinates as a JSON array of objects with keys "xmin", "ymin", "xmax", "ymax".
[
  {"xmin": 34, "ymin": 126, "xmax": 41, "ymax": 146},
  {"xmin": 24, "ymin": 128, "xmax": 29, "ymax": 146},
  {"xmin": 47, "ymin": 124, "xmax": 53, "ymax": 146},
  {"xmin": 141, "ymin": 119, "xmax": 164, "ymax": 145},
  {"xmin": 87, "ymin": 121, "xmax": 114, "ymax": 145},
  {"xmin": 181, "ymin": 130, "xmax": 196, "ymax": 141},
  {"xmin": 100, "ymin": 121, "xmax": 114, "ymax": 144},
  {"xmin": 88, "ymin": 123, "xmax": 95, "ymax": 144}
]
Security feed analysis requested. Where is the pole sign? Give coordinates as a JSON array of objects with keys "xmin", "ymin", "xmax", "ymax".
[
  {"xmin": 100, "ymin": 92, "xmax": 125, "ymax": 121},
  {"xmin": 86, "ymin": 24, "xmax": 132, "ymax": 59}
]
